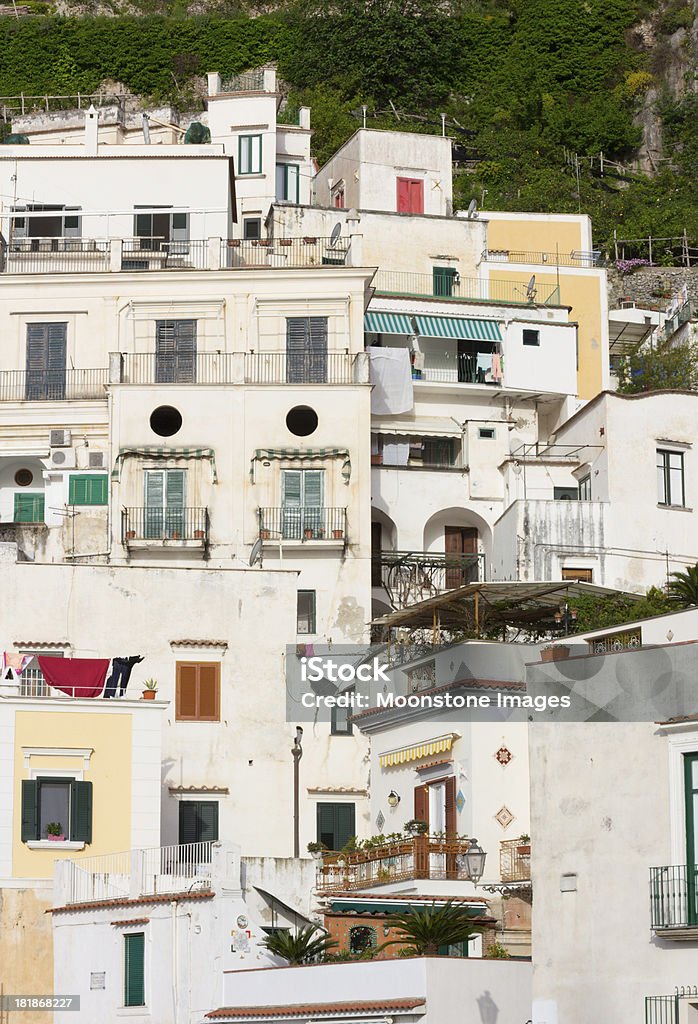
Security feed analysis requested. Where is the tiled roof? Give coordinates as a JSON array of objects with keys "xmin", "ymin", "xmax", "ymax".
[
  {"xmin": 322, "ymin": 892, "xmax": 489, "ymax": 904},
  {"xmin": 206, "ymin": 998, "xmax": 426, "ymax": 1019},
  {"xmin": 50, "ymin": 889, "xmax": 214, "ymax": 914},
  {"xmin": 111, "ymin": 917, "xmax": 150, "ymax": 926},
  {"xmin": 170, "ymin": 639, "xmax": 229, "ymax": 648}
]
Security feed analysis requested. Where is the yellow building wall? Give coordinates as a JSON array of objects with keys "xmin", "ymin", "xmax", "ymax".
[
  {"xmin": 485, "ymin": 216, "xmax": 605, "ymax": 399},
  {"xmin": 12, "ymin": 710, "xmax": 132, "ymax": 879},
  {"xmin": 0, "ymin": 886, "xmax": 54, "ymax": 1024}
]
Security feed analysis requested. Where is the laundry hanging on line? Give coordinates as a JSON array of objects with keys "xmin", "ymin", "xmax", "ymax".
[
  {"xmin": 38, "ymin": 657, "xmax": 111, "ymax": 698},
  {"xmin": 104, "ymin": 656, "xmax": 145, "ymax": 698}
]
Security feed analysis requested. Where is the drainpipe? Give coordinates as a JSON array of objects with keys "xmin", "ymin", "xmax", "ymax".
[{"xmin": 171, "ymin": 900, "xmax": 178, "ymax": 1024}]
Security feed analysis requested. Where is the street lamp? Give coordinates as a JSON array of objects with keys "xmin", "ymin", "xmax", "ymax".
[
  {"xmin": 554, "ymin": 602, "xmax": 578, "ymax": 635},
  {"xmin": 292, "ymin": 726, "xmax": 303, "ymax": 858},
  {"xmin": 464, "ymin": 838, "xmax": 487, "ymax": 885}
]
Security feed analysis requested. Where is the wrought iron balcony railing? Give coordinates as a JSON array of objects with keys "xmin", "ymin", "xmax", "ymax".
[
  {"xmin": 372, "ymin": 550, "xmax": 484, "ymax": 606},
  {"xmin": 2, "ymin": 237, "xmax": 111, "ymax": 273},
  {"xmin": 122, "ymin": 507, "xmax": 209, "ymax": 545},
  {"xmin": 500, "ymin": 838, "xmax": 531, "ymax": 883},
  {"xmin": 259, "ymin": 507, "xmax": 347, "ymax": 542},
  {"xmin": 222, "ymin": 236, "xmax": 350, "ymax": 269},
  {"xmin": 316, "ymin": 835, "xmax": 476, "ymax": 892},
  {"xmin": 0, "ymin": 368, "xmax": 108, "ymax": 401},
  {"xmin": 245, "ymin": 352, "xmax": 358, "ymax": 384},
  {"xmin": 481, "ymin": 248, "xmax": 604, "ymax": 268},
  {"xmin": 649, "ymin": 864, "xmax": 698, "ymax": 931},
  {"xmin": 373, "ymin": 269, "xmax": 561, "ymax": 307}
]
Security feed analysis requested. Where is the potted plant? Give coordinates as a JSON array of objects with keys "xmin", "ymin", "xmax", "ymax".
[
  {"xmin": 194, "ymin": 529, "xmax": 205, "ymax": 539},
  {"xmin": 307, "ymin": 841, "xmax": 327, "ymax": 860},
  {"xmin": 404, "ymin": 819, "xmax": 429, "ymax": 837},
  {"xmin": 170, "ymin": 530, "xmax": 182, "ymax": 541},
  {"xmin": 142, "ymin": 678, "xmax": 158, "ymax": 700},
  {"xmin": 260, "ymin": 529, "xmax": 271, "ymax": 540},
  {"xmin": 304, "ymin": 527, "xmax": 314, "ymax": 540},
  {"xmin": 540, "ymin": 644, "xmax": 570, "ymax": 663},
  {"xmin": 46, "ymin": 822, "xmax": 65, "ymax": 841},
  {"xmin": 371, "ymin": 454, "xmax": 382, "ymax": 465},
  {"xmin": 517, "ymin": 833, "xmax": 531, "ymax": 855},
  {"xmin": 228, "ymin": 239, "xmax": 241, "ymax": 248},
  {"xmin": 279, "ymin": 238, "xmax": 293, "ymax": 247},
  {"xmin": 332, "ymin": 529, "xmax": 344, "ymax": 540},
  {"xmin": 303, "ymin": 236, "xmax": 318, "ymax": 244},
  {"xmin": 125, "ymin": 530, "xmax": 136, "ymax": 540}
]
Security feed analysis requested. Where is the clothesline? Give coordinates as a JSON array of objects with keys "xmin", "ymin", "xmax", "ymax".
[{"xmin": 2, "ymin": 651, "xmax": 144, "ymax": 699}]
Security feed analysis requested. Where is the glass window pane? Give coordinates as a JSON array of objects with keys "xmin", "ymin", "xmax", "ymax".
[{"xmin": 39, "ymin": 780, "xmax": 70, "ymax": 838}]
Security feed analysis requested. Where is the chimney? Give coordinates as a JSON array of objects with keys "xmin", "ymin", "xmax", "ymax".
[
  {"xmin": 84, "ymin": 104, "xmax": 98, "ymax": 155},
  {"xmin": 207, "ymin": 72, "xmax": 221, "ymax": 97}
]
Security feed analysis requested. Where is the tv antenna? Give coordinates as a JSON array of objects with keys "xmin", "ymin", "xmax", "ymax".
[{"xmin": 466, "ymin": 198, "xmax": 478, "ymax": 220}]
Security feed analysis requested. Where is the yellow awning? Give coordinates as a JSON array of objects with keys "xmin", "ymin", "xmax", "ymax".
[{"xmin": 379, "ymin": 733, "xmax": 456, "ymax": 769}]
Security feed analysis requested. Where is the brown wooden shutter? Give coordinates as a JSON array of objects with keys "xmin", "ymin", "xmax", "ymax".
[
  {"xmin": 176, "ymin": 663, "xmax": 198, "ymax": 720},
  {"xmin": 445, "ymin": 777, "xmax": 457, "ymax": 836},
  {"xmin": 414, "ymin": 784, "xmax": 428, "ymax": 827},
  {"xmin": 198, "ymin": 664, "xmax": 220, "ymax": 721}
]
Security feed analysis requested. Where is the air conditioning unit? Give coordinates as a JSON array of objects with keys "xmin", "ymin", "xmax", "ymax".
[
  {"xmin": 88, "ymin": 451, "xmax": 106, "ymax": 469},
  {"xmin": 49, "ymin": 429, "xmax": 72, "ymax": 448},
  {"xmin": 49, "ymin": 447, "xmax": 77, "ymax": 469}
]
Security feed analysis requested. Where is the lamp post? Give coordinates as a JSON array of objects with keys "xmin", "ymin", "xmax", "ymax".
[
  {"xmin": 554, "ymin": 602, "xmax": 578, "ymax": 636},
  {"xmin": 292, "ymin": 726, "xmax": 303, "ymax": 858}
]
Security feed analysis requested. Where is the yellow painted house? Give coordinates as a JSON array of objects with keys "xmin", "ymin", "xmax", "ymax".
[
  {"xmin": 480, "ymin": 212, "xmax": 609, "ymax": 401},
  {"xmin": 0, "ymin": 678, "xmax": 165, "ymax": 1020}
]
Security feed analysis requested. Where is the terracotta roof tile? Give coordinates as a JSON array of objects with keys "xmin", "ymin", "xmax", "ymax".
[
  {"xmin": 50, "ymin": 889, "xmax": 214, "ymax": 914},
  {"xmin": 321, "ymin": 892, "xmax": 489, "ymax": 904},
  {"xmin": 206, "ymin": 998, "xmax": 425, "ymax": 1019},
  {"xmin": 111, "ymin": 917, "xmax": 150, "ymax": 926}
]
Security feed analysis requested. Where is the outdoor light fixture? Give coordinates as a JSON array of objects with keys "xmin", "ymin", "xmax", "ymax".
[
  {"xmin": 464, "ymin": 838, "xmax": 487, "ymax": 884},
  {"xmin": 387, "ymin": 790, "xmax": 400, "ymax": 808},
  {"xmin": 554, "ymin": 603, "xmax": 578, "ymax": 634}
]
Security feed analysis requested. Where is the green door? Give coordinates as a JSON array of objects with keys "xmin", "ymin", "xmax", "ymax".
[
  {"xmin": 144, "ymin": 470, "xmax": 185, "ymax": 539},
  {"xmin": 433, "ymin": 266, "xmax": 458, "ymax": 298},
  {"xmin": 684, "ymin": 753, "xmax": 698, "ymax": 924}
]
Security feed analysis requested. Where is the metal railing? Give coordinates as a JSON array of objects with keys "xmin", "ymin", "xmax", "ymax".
[
  {"xmin": 259, "ymin": 507, "xmax": 347, "ymax": 541},
  {"xmin": 19, "ymin": 665, "xmax": 51, "ymax": 698},
  {"xmin": 122, "ymin": 507, "xmax": 209, "ymax": 544},
  {"xmin": 0, "ymin": 368, "xmax": 107, "ymax": 401},
  {"xmin": 317, "ymin": 835, "xmax": 475, "ymax": 892},
  {"xmin": 119, "ymin": 352, "xmax": 236, "ymax": 384},
  {"xmin": 121, "ymin": 238, "xmax": 209, "ymax": 270},
  {"xmin": 66, "ymin": 849, "xmax": 132, "ymax": 904},
  {"xmin": 373, "ymin": 550, "xmax": 484, "ymax": 607},
  {"xmin": 411, "ymin": 352, "xmax": 502, "ymax": 386},
  {"xmin": 650, "ymin": 865, "xmax": 698, "ymax": 929},
  {"xmin": 245, "ymin": 352, "xmax": 357, "ymax": 384},
  {"xmin": 373, "ymin": 270, "xmax": 561, "ymax": 306},
  {"xmin": 645, "ymin": 995, "xmax": 679, "ymax": 1024},
  {"xmin": 139, "ymin": 841, "xmax": 213, "ymax": 894},
  {"xmin": 482, "ymin": 248, "xmax": 603, "ymax": 268},
  {"xmin": 63, "ymin": 841, "xmax": 213, "ymax": 904},
  {"xmin": 2, "ymin": 237, "xmax": 110, "ymax": 273},
  {"xmin": 500, "ymin": 839, "xmax": 531, "ymax": 883},
  {"xmin": 221, "ymin": 69, "xmax": 266, "ymax": 92},
  {"xmin": 222, "ymin": 237, "xmax": 349, "ymax": 269}
]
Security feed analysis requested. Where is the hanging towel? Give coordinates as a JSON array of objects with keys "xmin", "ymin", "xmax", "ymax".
[
  {"xmin": 38, "ymin": 657, "xmax": 110, "ymax": 698},
  {"xmin": 382, "ymin": 437, "xmax": 410, "ymax": 466},
  {"xmin": 3, "ymin": 652, "xmax": 31, "ymax": 676},
  {"xmin": 368, "ymin": 347, "xmax": 414, "ymax": 414},
  {"xmin": 491, "ymin": 352, "xmax": 502, "ymax": 382}
]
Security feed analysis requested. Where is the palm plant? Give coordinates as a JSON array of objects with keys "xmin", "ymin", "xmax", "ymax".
[
  {"xmin": 261, "ymin": 925, "xmax": 338, "ymax": 965},
  {"xmin": 667, "ymin": 564, "xmax": 698, "ymax": 607},
  {"xmin": 381, "ymin": 901, "xmax": 484, "ymax": 957}
]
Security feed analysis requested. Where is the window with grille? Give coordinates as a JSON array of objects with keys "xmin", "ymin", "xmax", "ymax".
[{"xmin": 176, "ymin": 662, "xmax": 220, "ymax": 721}]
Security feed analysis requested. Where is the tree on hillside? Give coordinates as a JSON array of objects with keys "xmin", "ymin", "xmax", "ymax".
[{"xmin": 261, "ymin": 925, "xmax": 338, "ymax": 965}]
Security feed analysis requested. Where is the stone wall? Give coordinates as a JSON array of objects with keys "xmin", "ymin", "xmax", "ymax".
[{"xmin": 608, "ymin": 266, "xmax": 698, "ymax": 309}]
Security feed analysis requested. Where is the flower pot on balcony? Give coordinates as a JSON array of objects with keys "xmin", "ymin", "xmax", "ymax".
[
  {"xmin": 228, "ymin": 239, "xmax": 241, "ymax": 248},
  {"xmin": 170, "ymin": 531, "xmax": 181, "ymax": 541},
  {"xmin": 47, "ymin": 834, "xmax": 65, "ymax": 841},
  {"xmin": 303, "ymin": 237, "xmax": 318, "ymax": 244},
  {"xmin": 125, "ymin": 530, "xmax": 136, "ymax": 540},
  {"xmin": 279, "ymin": 239, "xmax": 293, "ymax": 247},
  {"xmin": 517, "ymin": 844, "xmax": 531, "ymax": 855},
  {"xmin": 260, "ymin": 530, "xmax": 271, "ymax": 540},
  {"xmin": 541, "ymin": 645, "xmax": 570, "ymax": 663},
  {"xmin": 142, "ymin": 689, "xmax": 157, "ymax": 700},
  {"xmin": 304, "ymin": 528, "xmax": 314, "ymax": 539},
  {"xmin": 371, "ymin": 454, "xmax": 382, "ymax": 465},
  {"xmin": 332, "ymin": 529, "xmax": 344, "ymax": 540},
  {"xmin": 194, "ymin": 529, "xmax": 205, "ymax": 540}
]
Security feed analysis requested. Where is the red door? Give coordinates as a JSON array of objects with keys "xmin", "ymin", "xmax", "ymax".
[
  {"xmin": 445, "ymin": 527, "xmax": 478, "ymax": 588},
  {"xmin": 396, "ymin": 177, "xmax": 424, "ymax": 215}
]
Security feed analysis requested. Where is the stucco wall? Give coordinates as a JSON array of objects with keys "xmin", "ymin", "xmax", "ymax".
[{"xmin": 0, "ymin": 886, "xmax": 54, "ymax": 1024}]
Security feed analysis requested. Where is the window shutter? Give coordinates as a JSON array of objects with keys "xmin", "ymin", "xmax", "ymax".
[
  {"xmin": 445, "ymin": 777, "xmax": 456, "ymax": 835},
  {"xmin": 155, "ymin": 321, "xmax": 177, "ymax": 383},
  {"xmin": 174, "ymin": 320, "xmax": 197, "ymax": 384},
  {"xmin": 14, "ymin": 493, "xmax": 44, "ymax": 523},
  {"xmin": 176, "ymin": 663, "xmax": 198, "ymax": 719},
  {"xmin": 69, "ymin": 476, "xmax": 88, "ymax": 505},
  {"xmin": 286, "ymin": 318, "xmax": 310, "ymax": 383},
  {"xmin": 302, "ymin": 471, "xmax": 324, "ymax": 508},
  {"xmin": 46, "ymin": 323, "xmax": 67, "ymax": 400},
  {"xmin": 414, "ymin": 784, "xmax": 428, "ymax": 826},
  {"xmin": 178, "ymin": 801, "xmax": 199, "ymax": 845},
  {"xmin": 145, "ymin": 471, "xmax": 164, "ymax": 508},
  {"xmin": 21, "ymin": 779, "xmax": 39, "ymax": 842},
  {"xmin": 197, "ymin": 664, "xmax": 220, "ymax": 720},
  {"xmin": 124, "ymin": 932, "xmax": 145, "ymax": 1007},
  {"xmin": 317, "ymin": 803, "xmax": 335, "ymax": 849},
  {"xmin": 198, "ymin": 801, "xmax": 219, "ymax": 843},
  {"xmin": 308, "ymin": 318, "xmax": 328, "ymax": 383},
  {"xmin": 70, "ymin": 781, "xmax": 93, "ymax": 843},
  {"xmin": 165, "ymin": 471, "xmax": 185, "ymax": 509},
  {"xmin": 334, "ymin": 803, "xmax": 355, "ymax": 852},
  {"xmin": 282, "ymin": 471, "xmax": 302, "ymax": 508}
]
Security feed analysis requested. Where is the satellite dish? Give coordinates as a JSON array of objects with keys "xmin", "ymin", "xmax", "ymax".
[
  {"xmin": 526, "ymin": 275, "xmax": 537, "ymax": 301},
  {"xmin": 467, "ymin": 198, "xmax": 478, "ymax": 219},
  {"xmin": 329, "ymin": 222, "xmax": 342, "ymax": 247},
  {"xmin": 249, "ymin": 538, "xmax": 262, "ymax": 567}
]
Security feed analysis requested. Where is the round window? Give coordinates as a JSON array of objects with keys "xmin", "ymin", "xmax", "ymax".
[
  {"xmin": 286, "ymin": 406, "xmax": 319, "ymax": 437},
  {"xmin": 14, "ymin": 468, "xmax": 33, "ymax": 487},
  {"xmin": 150, "ymin": 406, "xmax": 183, "ymax": 437}
]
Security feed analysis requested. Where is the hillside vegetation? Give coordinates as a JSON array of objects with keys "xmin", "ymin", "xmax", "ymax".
[{"xmin": 0, "ymin": 0, "xmax": 696, "ymax": 247}]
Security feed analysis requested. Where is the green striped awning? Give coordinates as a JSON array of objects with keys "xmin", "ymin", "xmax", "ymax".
[
  {"xmin": 252, "ymin": 448, "xmax": 351, "ymax": 484},
  {"xmin": 414, "ymin": 315, "xmax": 502, "ymax": 341},
  {"xmin": 364, "ymin": 311, "xmax": 413, "ymax": 335},
  {"xmin": 112, "ymin": 447, "xmax": 218, "ymax": 482}
]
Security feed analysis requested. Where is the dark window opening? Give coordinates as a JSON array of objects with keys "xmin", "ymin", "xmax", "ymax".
[
  {"xmin": 149, "ymin": 405, "xmax": 183, "ymax": 437},
  {"xmin": 297, "ymin": 590, "xmax": 316, "ymax": 634},
  {"xmin": 243, "ymin": 218, "xmax": 262, "ymax": 240},
  {"xmin": 349, "ymin": 926, "xmax": 376, "ymax": 954},
  {"xmin": 178, "ymin": 800, "xmax": 219, "ymax": 846},
  {"xmin": 286, "ymin": 405, "xmax": 319, "ymax": 437},
  {"xmin": 553, "ymin": 487, "xmax": 579, "ymax": 501},
  {"xmin": 523, "ymin": 329, "xmax": 540, "ymax": 346},
  {"xmin": 316, "ymin": 802, "xmax": 355, "ymax": 852},
  {"xmin": 331, "ymin": 688, "xmax": 354, "ymax": 735}
]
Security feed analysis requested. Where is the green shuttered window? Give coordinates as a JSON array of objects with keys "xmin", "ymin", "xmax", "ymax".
[
  {"xmin": 20, "ymin": 779, "xmax": 92, "ymax": 843},
  {"xmin": 178, "ymin": 800, "xmax": 219, "ymax": 845},
  {"xmin": 14, "ymin": 493, "xmax": 44, "ymax": 523},
  {"xmin": 69, "ymin": 475, "xmax": 108, "ymax": 506},
  {"xmin": 316, "ymin": 802, "xmax": 355, "ymax": 852},
  {"xmin": 124, "ymin": 932, "xmax": 145, "ymax": 1007}
]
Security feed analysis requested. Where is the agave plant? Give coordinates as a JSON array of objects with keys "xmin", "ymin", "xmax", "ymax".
[
  {"xmin": 261, "ymin": 925, "xmax": 338, "ymax": 965},
  {"xmin": 667, "ymin": 564, "xmax": 698, "ymax": 607},
  {"xmin": 381, "ymin": 900, "xmax": 484, "ymax": 957}
]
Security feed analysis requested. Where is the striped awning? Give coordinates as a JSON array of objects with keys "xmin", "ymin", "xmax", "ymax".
[
  {"xmin": 112, "ymin": 447, "xmax": 217, "ymax": 482},
  {"xmin": 414, "ymin": 315, "xmax": 502, "ymax": 341},
  {"xmin": 252, "ymin": 447, "xmax": 351, "ymax": 484},
  {"xmin": 379, "ymin": 733, "xmax": 457, "ymax": 769},
  {"xmin": 364, "ymin": 311, "xmax": 413, "ymax": 335}
]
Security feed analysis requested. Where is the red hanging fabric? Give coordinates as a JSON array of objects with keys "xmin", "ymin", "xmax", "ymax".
[{"xmin": 38, "ymin": 657, "xmax": 110, "ymax": 698}]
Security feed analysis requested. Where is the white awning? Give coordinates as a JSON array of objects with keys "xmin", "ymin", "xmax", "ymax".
[{"xmin": 372, "ymin": 418, "xmax": 463, "ymax": 437}]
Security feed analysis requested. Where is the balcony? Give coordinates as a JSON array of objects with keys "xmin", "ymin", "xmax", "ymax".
[
  {"xmin": 650, "ymin": 865, "xmax": 698, "ymax": 936},
  {"xmin": 500, "ymin": 839, "xmax": 531, "ymax": 883},
  {"xmin": 316, "ymin": 834, "xmax": 476, "ymax": 892},
  {"xmin": 245, "ymin": 352, "xmax": 363, "ymax": 385},
  {"xmin": 122, "ymin": 507, "xmax": 209, "ymax": 547},
  {"xmin": 259, "ymin": 507, "xmax": 347, "ymax": 543},
  {"xmin": 0, "ymin": 236, "xmax": 352, "ymax": 274},
  {"xmin": 481, "ymin": 248, "xmax": 603, "ymax": 268},
  {"xmin": 57, "ymin": 841, "xmax": 214, "ymax": 905},
  {"xmin": 373, "ymin": 550, "xmax": 484, "ymax": 607},
  {"xmin": 0, "ymin": 368, "xmax": 107, "ymax": 401},
  {"xmin": 373, "ymin": 270, "xmax": 561, "ymax": 307}
]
